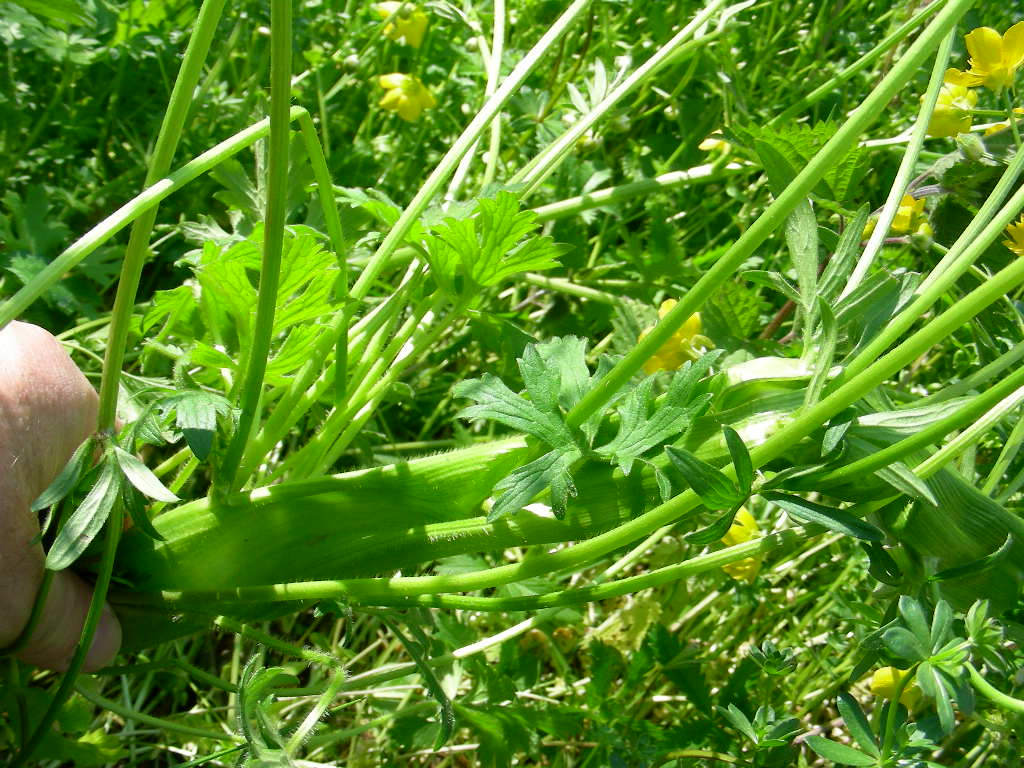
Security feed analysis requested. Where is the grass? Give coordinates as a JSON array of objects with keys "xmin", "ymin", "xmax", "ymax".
[{"xmin": 2, "ymin": 0, "xmax": 1024, "ymax": 766}]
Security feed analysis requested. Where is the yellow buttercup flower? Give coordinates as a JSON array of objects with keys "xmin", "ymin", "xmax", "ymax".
[
  {"xmin": 870, "ymin": 666, "xmax": 923, "ymax": 709},
  {"xmin": 698, "ymin": 134, "xmax": 731, "ymax": 154},
  {"xmin": 720, "ymin": 507, "xmax": 763, "ymax": 584},
  {"xmin": 373, "ymin": 2, "xmax": 429, "ymax": 48},
  {"xmin": 1004, "ymin": 215, "xmax": 1024, "ymax": 256},
  {"xmin": 378, "ymin": 73, "xmax": 436, "ymax": 122},
  {"xmin": 891, "ymin": 194, "xmax": 926, "ymax": 234},
  {"xmin": 638, "ymin": 299, "xmax": 709, "ymax": 374},
  {"xmin": 945, "ymin": 22, "xmax": 1024, "ymax": 93},
  {"xmin": 927, "ymin": 79, "xmax": 978, "ymax": 137},
  {"xmin": 983, "ymin": 107, "xmax": 1024, "ymax": 136}
]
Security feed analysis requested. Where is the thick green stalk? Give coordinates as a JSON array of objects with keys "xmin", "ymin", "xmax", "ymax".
[
  {"xmin": 220, "ymin": 0, "xmax": 293, "ymax": 492},
  {"xmin": 123, "ymin": 241, "xmax": 1024, "ymax": 609},
  {"xmin": 0, "ymin": 107, "xmax": 305, "ymax": 330},
  {"xmin": 95, "ymin": 0, "xmax": 227, "ymax": 430},
  {"xmin": 348, "ymin": 0, "xmax": 593, "ymax": 302},
  {"xmin": 565, "ymin": 0, "xmax": 974, "ymax": 431},
  {"xmin": 128, "ymin": 528, "xmax": 803, "ymax": 610},
  {"xmin": 841, "ymin": 29, "xmax": 953, "ymax": 298}
]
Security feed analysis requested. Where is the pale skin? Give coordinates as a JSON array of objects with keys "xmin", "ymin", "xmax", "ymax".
[{"xmin": 0, "ymin": 321, "xmax": 121, "ymax": 671}]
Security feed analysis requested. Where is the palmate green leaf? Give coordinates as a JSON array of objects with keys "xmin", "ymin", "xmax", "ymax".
[
  {"xmin": 455, "ymin": 373, "xmax": 574, "ymax": 447},
  {"xmin": 805, "ymin": 735, "xmax": 876, "ymax": 766},
  {"xmin": 424, "ymin": 190, "xmax": 565, "ymax": 296},
  {"xmin": 46, "ymin": 461, "xmax": 121, "ymax": 571},
  {"xmin": 595, "ymin": 374, "xmax": 711, "ymax": 475},
  {"xmin": 727, "ymin": 121, "xmax": 868, "ymax": 204},
  {"xmin": 763, "ymin": 491, "xmax": 883, "ymax": 541},
  {"xmin": 490, "ymin": 447, "xmax": 582, "ymax": 520}
]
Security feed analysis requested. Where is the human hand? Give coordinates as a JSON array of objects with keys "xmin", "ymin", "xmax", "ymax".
[{"xmin": 0, "ymin": 321, "xmax": 121, "ymax": 671}]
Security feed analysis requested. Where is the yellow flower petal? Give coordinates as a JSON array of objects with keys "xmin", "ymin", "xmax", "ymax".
[
  {"xmin": 965, "ymin": 27, "xmax": 1004, "ymax": 74},
  {"xmin": 870, "ymin": 667, "xmax": 922, "ymax": 709},
  {"xmin": 1003, "ymin": 21, "xmax": 1024, "ymax": 69},
  {"xmin": 1003, "ymin": 216, "xmax": 1024, "ymax": 256},
  {"xmin": 379, "ymin": 72, "xmax": 408, "ymax": 89}
]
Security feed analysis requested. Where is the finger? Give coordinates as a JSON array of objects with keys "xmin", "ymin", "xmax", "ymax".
[
  {"xmin": 14, "ymin": 570, "xmax": 122, "ymax": 673},
  {"xmin": 0, "ymin": 321, "xmax": 121, "ymax": 670},
  {"xmin": 0, "ymin": 320, "xmax": 99, "ymax": 496}
]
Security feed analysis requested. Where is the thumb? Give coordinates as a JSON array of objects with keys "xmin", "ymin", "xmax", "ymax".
[
  {"xmin": 15, "ymin": 570, "xmax": 122, "ymax": 673},
  {"xmin": 0, "ymin": 320, "xmax": 122, "ymax": 671}
]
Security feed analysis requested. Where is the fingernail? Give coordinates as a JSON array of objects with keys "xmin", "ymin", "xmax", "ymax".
[{"xmin": 83, "ymin": 604, "xmax": 122, "ymax": 672}]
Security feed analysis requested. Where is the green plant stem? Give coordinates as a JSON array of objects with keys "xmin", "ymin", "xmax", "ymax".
[
  {"xmin": 836, "ymin": 141, "xmax": 1024, "ymax": 388},
  {"xmin": 981, "ymin": 404, "xmax": 1024, "ymax": 495},
  {"xmin": 220, "ymin": 0, "xmax": 293, "ymax": 493},
  {"xmin": 120, "ymin": 528, "xmax": 803, "ymax": 609},
  {"xmin": 565, "ymin": 0, "xmax": 974, "ymax": 432},
  {"xmin": 74, "ymin": 681, "xmax": 240, "ymax": 742},
  {"xmin": 0, "ymin": 106, "xmax": 306, "ymax": 330},
  {"xmin": 913, "ymin": 382, "xmax": 1024, "ymax": 488},
  {"xmin": 513, "ymin": 0, "xmax": 730, "ymax": 196},
  {"xmin": 482, "ymin": 0, "xmax": 506, "ymax": 190},
  {"xmin": 914, "ymin": 343, "xmax": 1024, "ymax": 406},
  {"xmin": 12, "ymin": 505, "xmax": 123, "ymax": 767},
  {"xmin": 967, "ymin": 662, "xmax": 1024, "ymax": 714},
  {"xmin": 95, "ymin": 0, "xmax": 227, "ymax": 431},
  {"xmin": 286, "ymin": 668, "xmax": 347, "ymax": 755},
  {"xmin": 841, "ymin": 29, "xmax": 953, "ymax": 298},
  {"xmin": 809, "ymin": 363, "xmax": 1024, "ymax": 487},
  {"xmin": 295, "ymin": 110, "xmax": 350, "ymax": 408},
  {"xmin": 348, "ymin": 0, "xmax": 593, "ymax": 303},
  {"xmin": 530, "ymin": 162, "xmax": 748, "ymax": 223},
  {"xmin": 770, "ymin": 0, "xmax": 945, "ymax": 125},
  {"xmin": 521, "ymin": 272, "xmax": 620, "ymax": 304}
]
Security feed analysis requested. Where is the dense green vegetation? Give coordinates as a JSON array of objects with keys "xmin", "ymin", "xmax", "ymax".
[{"xmin": 2, "ymin": 0, "xmax": 1023, "ymax": 765}]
